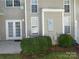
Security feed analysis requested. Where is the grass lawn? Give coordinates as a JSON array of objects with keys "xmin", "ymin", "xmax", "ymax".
[
  {"xmin": 0, "ymin": 54, "xmax": 21, "ymax": 59},
  {"xmin": 0, "ymin": 52, "xmax": 77, "ymax": 59},
  {"xmin": 37, "ymin": 52, "xmax": 78, "ymax": 59}
]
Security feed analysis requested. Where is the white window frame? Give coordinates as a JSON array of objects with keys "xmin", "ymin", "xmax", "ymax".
[
  {"xmin": 6, "ymin": 20, "xmax": 22, "ymax": 40},
  {"xmin": 31, "ymin": 0, "xmax": 38, "ymax": 13},
  {"xmin": 64, "ymin": 0, "xmax": 71, "ymax": 13},
  {"xmin": 5, "ymin": 0, "xmax": 21, "ymax": 7},
  {"xmin": 64, "ymin": 16, "xmax": 71, "ymax": 34},
  {"xmin": 31, "ymin": 17, "xmax": 39, "ymax": 35}
]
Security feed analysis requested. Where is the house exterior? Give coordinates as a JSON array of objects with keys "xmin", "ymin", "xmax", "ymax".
[{"xmin": 0, "ymin": 0, "xmax": 78, "ymax": 44}]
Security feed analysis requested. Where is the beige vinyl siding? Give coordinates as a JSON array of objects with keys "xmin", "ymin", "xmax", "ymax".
[
  {"xmin": 26, "ymin": 0, "xmax": 63, "ymax": 36},
  {"xmin": 0, "ymin": 0, "xmax": 25, "ymax": 40}
]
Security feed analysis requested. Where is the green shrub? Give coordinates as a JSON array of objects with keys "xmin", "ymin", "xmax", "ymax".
[
  {"xmin": 21, "ymin": 36, "xmax": 52, "ymax": 55},
  {"xmin": 58, "ymin": 34, "xmax": 74, "ymax": 48}
]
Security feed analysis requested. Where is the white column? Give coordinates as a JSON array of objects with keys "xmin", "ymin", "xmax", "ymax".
[
  {"xmin": 42, "ymin": 9, "xmax": 45, "ymax": 36},
  {"xmin": 75, "ymin": 20, "xmax": 77, "ymax": 40},
  {"xmin": 25, "ymin": 0, "xmax": 27, "ymax": 37},
  {"xmin": 74, "ymin": 0, "xmax": 77, "ymax": 40},
  {"xmin": 62, "ymin": 11, "xmax": 64, "ymax": 34}
]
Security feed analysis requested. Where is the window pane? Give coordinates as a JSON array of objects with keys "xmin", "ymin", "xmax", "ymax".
[
  {"xmin": 31, "ymin": 17, "xmax": 39, "ymax": 34},
  {"xmin": 64, "ymin": 5, "xmax": 70, "ymax": 12},
  {"xmin": 15, "ymin": 22, "xmax": 20, "ymax": 37},
  {"xmin": 64, "ymin": 0, "xmax": 69, "ymax": 5},
  {"xmin": 32, "ymin": 0, "xmax": 37, "ymax": 5},
  {"xmin": 8, "ymin": 22, "xmax": 13, "ymax": 37},
  {"xmin": 48, "ymin": 18, "xmax": 54, "ymax": 31},
  {"xmin": 32, "ymin": 5, "xmax": 37, "ymax": 13},
  {"xmin": 6, "ymin": 0, "xmax": 12, "ymax": 7},
  {"xmin": 64, "ymin": 26, "xmax": 70, "ymax": 34},
  {"xmin": 64, "ymin": 16, "xmax": 71, "ymax": 26},
  {"xmin": 14, "ymin": 0, "xmax": 20, "ymax": 6}
]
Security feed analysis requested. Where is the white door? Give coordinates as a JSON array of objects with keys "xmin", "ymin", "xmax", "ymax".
[
  {"xmin": 6, "ymin": 20, "xmax": 22, "ymax": 40},
  {"xmin": 75, "ymin": 20, "xmax": 79, "ymax": 44}
]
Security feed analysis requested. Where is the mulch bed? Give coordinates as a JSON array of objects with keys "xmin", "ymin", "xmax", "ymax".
[
  {"xmin": 49, "ymin": 45, "xmax": 79, "ymax": 54},
  {"xmin": 75, "ymin": 45, "xmax": 79, "ymax": 53},
  {"xmin": 48, "ymin": 46, "xmax": 75, "ymax": 52}
]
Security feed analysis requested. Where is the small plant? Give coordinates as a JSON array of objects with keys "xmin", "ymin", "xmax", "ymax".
[
  {"xmin": 21, "ymin": 36, "xmax": 52, "ymax": 55},
  {"xmin": 58, "ymin": 34, "xmax": 74, "ymax": 48}
]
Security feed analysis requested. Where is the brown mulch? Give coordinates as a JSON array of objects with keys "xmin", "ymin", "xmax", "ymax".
[
  {"xmin": 75, "ymin": 45, "xmax": 79, "ymax": 53},
  {"xmin": 49, "ymin": 45, "xmax": 79, "ymax": 54}
]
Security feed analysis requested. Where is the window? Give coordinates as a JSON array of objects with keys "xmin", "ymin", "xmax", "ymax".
[
  {"xmin": 64, "ymin": 26, "xmax": 70, "ymax": 33},
  {"xmin": 6, "ymin": 20, "xmax": 22, "ymax": 39},
  {"xmin": 6, "ymin": 0, "xmax": 13, "ymax": 7},
  {"xmin": 48, "ymin": 18, "xmax": 54, "ymax": 31},
  {"xmin": 6, "ymin": 0, "xmax": 20, "ymax": 7},
  {"xmin": 64, "ymin": 16, "xmax": 71, "ymax": 34},
  {"xmin": 31, "ymin": 17, "xmax": 39, "ymax": 34},
  {"xmin": 64, "ymin": 0, "xmax": 70, "ymax": 12},
  {"xmin": 15, "ymin": 22, "xmax": 21, "ymax": 37},
  {"xmin": 14, "ymin": 0, "xmax": 20, "ymax": 6},
  {"xmin": 32, "ymin": 0, "xmax": 38, "ymax": 13},
  {"xmin": 8, "ymin": 22, "xmax": 13, "ymax": 37}
]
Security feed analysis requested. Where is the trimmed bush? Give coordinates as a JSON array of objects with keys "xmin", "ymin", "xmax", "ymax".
[
  {"xmin": 21, "ymin": 36, "xmax": 52, "ymax": 55},
  {"xmin": 58, "ymin": 34, "xmax": 74, "ymax": 48}
]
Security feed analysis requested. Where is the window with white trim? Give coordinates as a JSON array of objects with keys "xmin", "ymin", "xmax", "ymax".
[
  {"xmin": 64, "ymin": 16, "xmax": 71, "ymax": 34},
  {"xmin": 6, "ymin": 0, "xmax": 20, "ymax": 7},
  {"xmin": 64, "ymin": 0, "xmax": 70, "ymax": 12},
  {"xmin": 31, "ymin": 17, "xmax": 39, "ymax": 34},
  {"xmin": 31, "ymin": 0, "xmax": 38, "ymax": 13},
  {"xmin": 6, "ymin": 20, "xmax": 22, "ymax": 39}
]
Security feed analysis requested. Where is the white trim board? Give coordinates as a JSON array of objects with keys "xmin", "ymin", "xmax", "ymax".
[
  {"xmin": 25, "ymin": 0, "xmax": 27, "ymax": 37},
  {"xmin": 42, "ymin": 9, "xmax": 64, "ymax": 36},
  {"xmin": 74, "ymin": 0, "xmax": 77, "ymax": 40},
  {"xmin": 42, "ymin": 9, "xmax": 64, "ymax": 12}
]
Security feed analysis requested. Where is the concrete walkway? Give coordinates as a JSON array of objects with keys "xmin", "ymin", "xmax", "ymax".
[{"xmin": 0, "ymin": 41, "xmax": 21, "ymax": 54}]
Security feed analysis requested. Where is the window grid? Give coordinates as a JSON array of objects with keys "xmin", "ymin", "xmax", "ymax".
[
  {"xmin": 64, "ymin": 0, "xmax": 70, "ymax": 12},
  {"xmin": 64, "ymin": 16, "xmax": 71, "ymax": 34},
  {"xmin": 31, "ymin": 17, "xmax": 39, "ymax": 34},
  {"xmin": 64, "ymin": 26, "xmax": 70, "ymax": 34},
  {"xmin": 8, "ymin": 22, "xmax": 13, "ymax": 37},
  {"xmin": 6, "ymin": 0, "xmax": 20, "ymax": 7},
  {"xmin": 14, "ymin": 0, "xmax": 20, "ymax": 6},
  {"xmin": 31, "ymin": 0, "xmax": 38, "ymax": 13},
  {"xmin": 15, "ymin": 22, "xmax": 20, "ymax": 37},
  {"xmin": 6, "ymin": 0, "xmax": 13, "ymax": 7},
  {"xmin": 6, "ymin": 20, "xmax": 22, "ymax": 40}
]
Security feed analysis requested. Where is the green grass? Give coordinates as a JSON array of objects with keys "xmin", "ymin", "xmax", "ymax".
[
  {"xmin": 0, "ymin": 52, "xmax": 77, "ymax": 59},
  {"xmin": 0, "ymin": 54, "xmax": 20, "ymax": 59},
  {"xmin": 37, "ymin": 52, "xmax": 78, "ymax": 59}
]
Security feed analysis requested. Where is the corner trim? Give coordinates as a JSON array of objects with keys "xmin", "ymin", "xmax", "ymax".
[
  {"xmin": 25, "ymin": 0, "xmax": 27, "ymax": 37},
  {"xmin": 74, "ymin": 0, "xmax": 77, "ymax": 40}
]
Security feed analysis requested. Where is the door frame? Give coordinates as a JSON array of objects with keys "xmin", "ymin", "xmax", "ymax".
[
  {"xmin": 42, "ymin": 9, "xmax": 64, "ymax": 35},
  {"xmin": 5, "ymin": 20, "xmax": 22, "ymax": 40}
]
